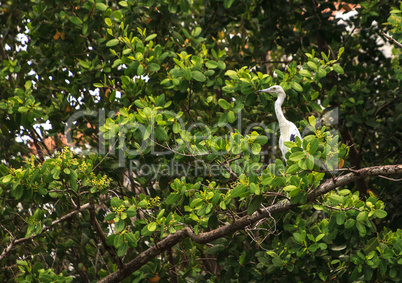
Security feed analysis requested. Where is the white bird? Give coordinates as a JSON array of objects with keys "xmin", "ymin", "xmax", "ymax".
[{"xmin": 255, "ymin": 85, "xmax": 302, "ymax": 161}]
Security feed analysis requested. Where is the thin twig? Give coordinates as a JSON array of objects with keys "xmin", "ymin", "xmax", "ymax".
[{"xmin": 377, "ymin": 175, "xmax": 402, "ymax": 182}]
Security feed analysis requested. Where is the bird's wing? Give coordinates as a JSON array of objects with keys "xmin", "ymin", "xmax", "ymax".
[{"xmin": 288, "ymin": 122, "xmax": 302, "ymax": 143}]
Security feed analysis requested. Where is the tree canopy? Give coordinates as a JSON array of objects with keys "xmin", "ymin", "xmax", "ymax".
[{"xmin": 0, "ymin": 0, "xmax": 401, "ymax": 282}]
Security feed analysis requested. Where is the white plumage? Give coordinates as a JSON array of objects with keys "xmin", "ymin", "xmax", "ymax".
[{"xmin": 256, "ymin": 85, "xmax": 302, "ymax": 161}]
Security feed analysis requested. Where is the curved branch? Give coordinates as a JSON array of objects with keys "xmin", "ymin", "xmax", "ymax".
[
  {"xmin": 99, "ymin": 164, "xmax": 402, "ymax": 283},
  {"xmin": 0, "ymin": 203, "xmax": 91, "ymax": 261}
]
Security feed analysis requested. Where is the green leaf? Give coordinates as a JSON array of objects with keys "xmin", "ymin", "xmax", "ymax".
[
  {"xmin": 2, "ymin": 174, "xmax": 12, "ymax": 183},
  {"xmin": 117, "ymin": 242, "xmax": 128, "ymax": 257},
  {"xmin": 321, "ymin": 52, "xmax": 329, "ymax": 62},
  {"xmin": 356, "ymin": 222, "xmax": 367, "ymax": 236},
  {"xmin": 218, "ymin": 99, "xmax": 231, "ymax": 110},
  {"xmin": 306, "ymin": 155, "xmax": 315, "ymax": 170},
  {"xmin": 308, "ymin": 116, "xmax": 316, "ymax": 128},
  {"xmin": 255, "ymin": 136, "xmax": 268, "ymax": 144},
  {"xmin": 114, "ymin": 234, "xmax": 124, "ymax": 248},
  {"xmin": 344, "ymin": 219, "xmax": 355, "ymax": 229},
  {"xmin": 192, "ymin": 71, "xmax": 206, "ymax": 82},
  {"xmin": 309, "ymin": 138, "xmax": 319, "ymax": 155},
  {"xmin": 307, "ymin": 61, "xmax": 317, "ymax": 71},
  {"xmin": 225, "ymin": 70, "xmax": 239, "ymax": 80},
  {"xmin": 227, "ymin": 110, "xmax": 236, "ymax": 123},
  {"xmin": 224, "ymin": 0, "xmax": 235, "ymax": 9},
  {"xmin": 183, "ymin": 68, "xmax": 192, "ymax": 80},
  {"xmin": 333, "ymin": 64, "xmax": 344, "ymax": 74},
  {"xmin": 206, "ymin": 61, "xmax": 218, "ymax": 69},
  {"xmin": 69, "ymin": 16, "xmax": 82, "ymax": 25},
  {"xmin": 338, "ymin": 189, "xmax": 351, "ymax": 196},
  {"xmin": 145, "ymin": 34, "xmax": 157, "ymax": 41},
  {"xmin": 289, "ymin": 151, "xmax": 305, "ymax": 162},
  {"xmin": 289, "ymin": 187, "xmax": 300, "ymax": 197},
  {"xmin": 137, "ymin": 64, "xmax": 144, "ymax": 76},
  {"xmin": 147, "ymin": 222, "xmax": 157, "ymax": 232},
  {"xmin": 337, "ymin": 47, "xmax": 344, "ymax": 59},
  {"xmin": 286, "ymin": 163, "xmax": 300, "ymax": 174},
  {"xmin": 144, "ymin": 125, "xmax": 152, "ymax": 140},
  {"xmin": 126, "ymin": 206, "xmax": 137, "ymax": 217},
  {"xmin": 191, "ymin": 27, "xmax": 202, "ymax": 37},
  {"xmin": 316, "ymin": 233, "xmax": 325, "ymax": 242},
  {"xmin": 247, "ymin": 196, "xmax": 263, "ymax": 215},
  {"xmin": 336, "ymin": 211, "xmax": 346, "ymax": 225},
  {"xmin": 356, "ymin": 211, "xmax": 368, "ymax": 222},
  {"xmin": 317, "ymin": 68, "xmax": 327, "ymax": 78},
  {"xmin": 110, "ymin": 197, "xmax": 121, "ymax": 208},
  {"xmin": 251, "ymin": 143, "xmax": 261, "ymax": 155},
  {"xmin": 18, "ymin": 106, "xmax": 28, "ymax": 113},
  {"xmin": 173, "ymin": 123, "xmax": 180, "ymax": 133},
  {"xmin": 125, "ymin": 232, "xmax": 137, "ymax": 248},
  {"xmin": 114, "ymin": 220, "xmax": 125, "ymax": 233},
  {"xmin": 300, "ymin": 69, "xmax": 312, "ymax": 77},
  {"xmin": 230, "ymin": 184, "xmax": 246, "ymax": 198},
  {"xmin": 106, "ymin": 39, "xmax": 119, "ymax": 47},
  {"xmin": 291, "ymin": 82, "xmax": 303, "ymax": 92},
  {"xmin": 148, "ymin": 63, "xmax": 160, "ymax": 72},
  {"xmin": 217, "ymin": 60, "xmax": 226, "ymax": 70},
  {"xmin": 283, "ymin": 185, "xmax": 297, "ymax": 192},
  {"xmin": 78, "ymin": 59, "xmax": 91, "ymax": 69},
  {"xmin": 329, "ymin": 195, "xmax": 344, "ymax": 204},
  {"xmin": 206, "ymin": 244, "xmax": 225, "ymax": 255},
  {"xmin": 155, "ymin": 126, "xmax": 168, "ymax": 141},
  {"xmin": 96, "ymin": 3, "xmax": 108, "ymax": 11},
  {"xmin": 12, "ymin": 186, "xmax": 23, "ymax": 200},
  {"xmin": 373, "ymin": 210, "xmax": 387, "ymax": 218},
  {"xmin": 166, "ymin": 192, "xmax": 180, "ymax": 205},
  {"xmin": 119, "ymin": 1, "xmax": 128, "ymax": 7}
]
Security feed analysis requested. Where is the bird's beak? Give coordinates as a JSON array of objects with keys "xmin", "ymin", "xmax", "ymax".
[{"xmin": 255, "ymin": 87, "xmax": 272, "ymax": 94}]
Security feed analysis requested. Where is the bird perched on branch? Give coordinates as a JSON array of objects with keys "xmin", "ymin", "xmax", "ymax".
[{"xmin": 255, "ymin": 85, "xmax": 302, "ymax": 161}]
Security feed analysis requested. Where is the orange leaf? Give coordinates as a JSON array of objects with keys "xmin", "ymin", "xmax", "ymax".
[
  {"xmin": 148, "ymin": 274, "xmax": 160, "ymax": 283},
  {"xmin": 338, "ymin": 159, "xmax": 344, "ymax": 169},
  {"xmin": 53, "ymin": 29, "xmax": 60, "ymax": 40}
]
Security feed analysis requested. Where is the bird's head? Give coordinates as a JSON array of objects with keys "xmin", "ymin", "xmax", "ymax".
[{"xmin": 255, "ymin": 85, "xmax": 284, "ymax": 95}]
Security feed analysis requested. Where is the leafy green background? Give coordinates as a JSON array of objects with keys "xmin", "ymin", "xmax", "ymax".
[{"xmin": 0, "ymin": 0, "xmax": 401, "ymax": 282}]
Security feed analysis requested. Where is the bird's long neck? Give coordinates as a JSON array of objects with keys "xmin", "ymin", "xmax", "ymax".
[{"xmin": 275, "ymin": 92, "xmax": 289, "ymax": 128}]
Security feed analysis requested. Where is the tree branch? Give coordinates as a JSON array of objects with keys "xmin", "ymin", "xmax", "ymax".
[
  {"xmin": 88, "ymin": 200, "xmax": 124, "ymax": 269},
  {"xmin": 381, "ymin": 32, "xmax": 402, "ymax": 48},
  {"xmin": 0, "ymin": 203, "xmax": 91, "ymax": 261},
  {"xmin": 99, "ymin": 164, "xmax": 402, "ymax": 283}
]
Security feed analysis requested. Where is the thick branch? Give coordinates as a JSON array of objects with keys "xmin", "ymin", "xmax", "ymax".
[
  {"xmin": 0, "ymin": 203, "xmax": 91, "ymax": 261},
  {"xmin": 99, "ymin": 164, "xmax": 402, "ymax": 283}
]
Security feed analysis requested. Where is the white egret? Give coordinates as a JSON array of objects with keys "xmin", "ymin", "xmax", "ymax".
[{"xmin": 255, "ymin": 85, "xmax": 302, "ymax": 161}]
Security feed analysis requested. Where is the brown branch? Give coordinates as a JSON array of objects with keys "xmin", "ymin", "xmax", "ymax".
[
  {"xmin": 99, "ymin": 164, "xmax": 402, "ymax": 283},
  {"xmin": 381, "ymin": 32, "xmax": 402, "ymax": 48},
  {"xmin": 0, "ymin": 203, "xmax": 91, "ymax": 261},
  {"xmin": 374, "ymin": 96, "xmax": 400, "ymax": 116},
  {"xmin": 88, "ymin": 200, "xmax": 124, "ymax": 269}
]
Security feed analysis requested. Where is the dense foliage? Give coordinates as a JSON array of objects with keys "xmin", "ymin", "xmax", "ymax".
[{"xmin": 0, "ymin": 0, "xmax": 401, "ymax": 282}]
